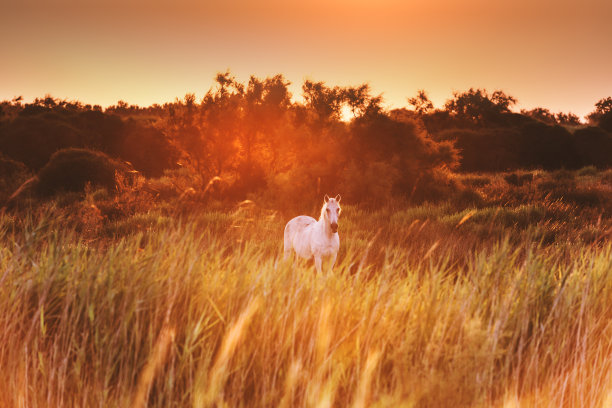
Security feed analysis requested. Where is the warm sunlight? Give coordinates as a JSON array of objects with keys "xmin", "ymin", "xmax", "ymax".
[
  {"xmin": 2, "ymin": 0, "xmax": 611, "ymax": 116},
  {"xmin": 340, "ymin": 105, "xmax": 353, "ymax": 122},
  {"xmin": 1, "ymin": 1, "xmax": 612, "ymax": 407}
]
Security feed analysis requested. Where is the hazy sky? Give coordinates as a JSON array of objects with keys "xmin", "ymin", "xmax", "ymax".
[{"xmin": 2, "ymin": 0, "xmax": 611, "ymax": 118}]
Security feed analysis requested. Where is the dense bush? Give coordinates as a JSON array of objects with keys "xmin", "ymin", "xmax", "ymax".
[
  {"xmin": 1, "ymin": 83, "xmax": 611, "ymax": 206},
  {"xmin": 0, "ymin": 154, "xmax": 28, "ymax": 179},
  {"xmin": 436, "ymin": 127, "xmax": 522, "ymax": 171},
  {"xmin": 0, "ymin": 114, "xmax": 83, "ymax": 169},
  {"xmin": 0, "ymin": 154, "xmax": 31, "ymax": 204},
  {"xmin": 114, "ymin": 120, "xmax": 178, "ymax": 177},
  {"xmin": 460, "ymin": 174, "xmax": 492, "ymax": 187},
  {"xmin": 422, "ymin": 92, "xmax": 612, "ymax": 172},
  {"xmin": 344, "ymin": 112, "xmax": 459, "ymax": 202},
  {"xmin": 598, "ymin": 112, "xmax": 612, "ymax": 132},
  {"xmin": 504, "ymin": 172, "xmax": 534, "ymax": 187},
  {"xmin": 519, "ymin": 122, "xmax": 581, "ymax": 169},
  {"xmin": 433, "ymin": 120, "xmax": 588, "ymax": 171},
  {"xmin": 0, "ymin": 103, "xmax": 177, "ymax": 176},
  {"xmin": 400, "ymin": 167, "xmax": 462, "ymax": 203},
  {"xmin": 35, "ymin": 148, "xmax": 130, "ymax": 196},
  {"xmin": 573, "ymin": 127, "xmax": 612, "ymax": 168},
  {"xmin": 339, "ymin": 160, "xmax": 399, "ymax": 205}
]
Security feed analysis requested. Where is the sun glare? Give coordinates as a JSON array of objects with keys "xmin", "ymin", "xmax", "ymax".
[{"xmin": 340, "ymin": 104, "xmax": 354, "ymax": 122}]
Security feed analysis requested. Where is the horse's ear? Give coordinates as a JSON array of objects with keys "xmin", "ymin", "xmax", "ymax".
[
  {"xmin": 335, "ymin": 194, "xmax": 341, "ymax": 202},
  {"xmin": 324, "ymin": 194, "xmax": 330, "ymax": 203}
]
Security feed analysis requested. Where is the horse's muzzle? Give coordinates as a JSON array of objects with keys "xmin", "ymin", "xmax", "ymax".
[{"xmin": 331, "ymin": 223, "xmax": 338, "ymax": 233}]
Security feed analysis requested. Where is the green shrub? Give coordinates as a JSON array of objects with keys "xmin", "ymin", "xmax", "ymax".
[
  {"xmin": 504, "ymin": 173, "xmax": 520, "ymax": 186},
  {"xmin": 394, "ymin": 167, "xmax": 461, "ymax": 204},
  {"xmin": 0, "ymin": 154, "xmax": 27, "ymax": 178},
  {"xmin": 441, "ymin": 205, "xmax": 546, "ymax": 229},
  {"xmin": 0, "ymin": 114, "xmax": 82, "ymax": 169},
  {"xmin": 573, "ymin": 127, "xmax": 612, "ymax": 168},
  {"xmin": 103, "ymin": 211, "xmax": 171, "ymax": 237},
  {"xmin": 551, "ymin": 169, "xmax": 575, "ymax": 181},
  {"xmin": 437, "ymin": 127, "xmax": 523, "ymax": 172},
  {"xmin": 564, "ymin": 188, "xmax": 611, "ymax": 208},
  {"xmin": 114, "ymin": 121, "xmax": 178, "ymax": 177},
  {"xmin": 577, "ymin": 165, "xmax": 598, "ymax": 177},
  {"xmin": 602, "ymin": 169, "xmax": 612, "ymax": 185},
  {"xmin": 504, "ymin": 172, "xmax": 533, "ymax": 187},
  {"xmin": 461, "ymin": 175, "xmax": 492, "ymax": 187},
  {"xmin": 453, "ymin": 187, "xmax": 485, "ymax": 207},
  {"xmin": 0, "ymin": 155, "xmax": 31, "ymax": 204},
  {"xmin": 36, "ymin": 148, "xmax": 129, "ymax": 197},
  {"xmin": 339, "ymin": 160, "xmax": 399, "ymax": 205}
]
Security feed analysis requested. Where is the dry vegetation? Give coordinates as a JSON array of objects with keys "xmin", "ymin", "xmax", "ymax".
[
  {"xmin": 1, "ymin": 78, "xmax": 612, "ymax": 406},
  {"xmin": 1, "ymin": 169, "xmax": 611, "ymax": 407}
]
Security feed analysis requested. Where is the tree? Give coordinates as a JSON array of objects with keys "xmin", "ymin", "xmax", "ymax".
[
  {"xmin": 302, "ymin": 80, "xmax": 345, "ymax": 124},
  {"xmin": 574, "ymin": 127, "xmax": 612, "ymax": 168},
  {"xmin": 407, "ymin": 90, "xmax": 434, "ymax": 114},
  {"xmin": 490, "ymin": 90, "xmax": 517, "ymax": 112},
  {"xmin": 521, "ymin": 108, "xmax": 581, "ymax": 126},
  {"xmin": 237, "ymin": 74, "xmax": 293, "ymax": 191},
  {"xmin": 521, "ymin": 107, "xmax": 556, "ymax": 124},
  {"xmin": 161, "ymin": 72, "xmax": 245, "ymax": 180},
  {"xmin": 593, "ymin": 97, "xmax": 612, "ymax": 116},
  {"xmin": 555, "ymin": 112, "xmax": 581, "ymax": 126},
  {"xmin": 587, "ymin": 97, "xmax": 612, "ymax": 131},
  {"xmin": 444, "ymin": 88, "xmax": 516, "ymax": 124},
  {"xmin": 343, "ymin": 84, "xmax": 383, "ymax": 119},
  {"xmin": 198, "ymin": 73, "xmax": 244, "ymax": 176},
  {"xmin": 164, "ymin": 72, "xmax": 298, "ymax": 196}
]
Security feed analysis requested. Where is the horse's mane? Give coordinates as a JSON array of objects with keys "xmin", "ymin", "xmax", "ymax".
[
  {"xmin": 319, "ymin": 199, "xmax": 338, "ymax": 221},
  {"xmin": 319, "ymin": 201, "xmax": 328, "ymax": 221}
]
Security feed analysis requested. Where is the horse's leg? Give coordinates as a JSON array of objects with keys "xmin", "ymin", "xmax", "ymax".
[
  {"xmin": 314, "ymin": 256, "xmax": 323, "ymax": 274},
  {"xmin": 328, "ymin": 253, "xmax": 337, "ymax": 273}
]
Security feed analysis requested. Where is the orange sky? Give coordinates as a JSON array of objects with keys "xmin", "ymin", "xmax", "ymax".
[{"xmin": 2, "ymin": 0, "xmax": 611, "ymax": 119}]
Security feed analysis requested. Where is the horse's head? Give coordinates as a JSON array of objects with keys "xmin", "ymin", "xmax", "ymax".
[{"xmin": 322, "ymin": 194, "xmax": 342, "ymax": 233}]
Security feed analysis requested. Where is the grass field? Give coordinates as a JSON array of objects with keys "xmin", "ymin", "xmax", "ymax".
[{"xmin": 1, "ymin": 170, "xmax": 612, "ymax": 407}]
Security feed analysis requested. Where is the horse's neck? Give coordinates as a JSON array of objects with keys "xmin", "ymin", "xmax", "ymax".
[
  {"xmin": 319, "ymin": 205, "xmax": 327, "ymax": 221},
  {"xmin": 316, "ymin": 218, "xmax": 334, "ymax": 238}
]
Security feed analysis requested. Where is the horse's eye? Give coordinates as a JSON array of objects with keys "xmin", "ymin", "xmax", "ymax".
[
  {"xmin": 326, "ymin": 208, "xmax": 330, "ymax": 213},
  {"xmin": 336, "ymin": 208, "xmax": 340, "ymax": 213}
]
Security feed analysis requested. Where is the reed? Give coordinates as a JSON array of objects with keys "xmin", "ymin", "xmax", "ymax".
[{"xmin": 0, "ymin": 200, "xmax": 610, "ymax": 407}]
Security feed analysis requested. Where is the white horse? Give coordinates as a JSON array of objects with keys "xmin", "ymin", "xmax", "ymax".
[{"xmin": 283, "ymin": 194, "xmax": 342, "ymax": 273}]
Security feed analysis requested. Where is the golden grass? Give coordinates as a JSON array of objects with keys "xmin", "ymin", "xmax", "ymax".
[{"xmin": 0, "ymin": 198, "xmax": 611, "ymax": 407}]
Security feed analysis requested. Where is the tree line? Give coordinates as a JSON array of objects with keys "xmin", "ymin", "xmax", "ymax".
[{"xmin": 1, "ymin": 72, "xmax": 611, "ymax": 204}]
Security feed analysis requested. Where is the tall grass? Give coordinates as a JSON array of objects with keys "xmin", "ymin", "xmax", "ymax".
[{"xmin": 0, "ymin": 203, "xmax": 611, "ymax": 407}]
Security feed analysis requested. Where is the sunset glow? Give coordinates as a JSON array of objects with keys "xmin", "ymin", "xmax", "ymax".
[
  {"xmin": 3, "ymin": 2, "xmax": 612, "ymax": 407},
  {"xmin": 2, "ymin": 0, "xmax": 612, "ymax": 118}
]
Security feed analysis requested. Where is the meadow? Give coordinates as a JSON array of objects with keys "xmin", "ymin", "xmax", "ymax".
[{"xmin": 1, "ymin": 169, "xmax": 611, "ymax": 407}]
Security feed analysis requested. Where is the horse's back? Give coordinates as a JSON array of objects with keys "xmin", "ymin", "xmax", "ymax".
[
  {"xmin": 284, "ymin": 216, "xmax": 316, "ymax": 238},
  {"xmin": 284, "ymin": 216, "xmax": 316, "ymax": 257}
]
